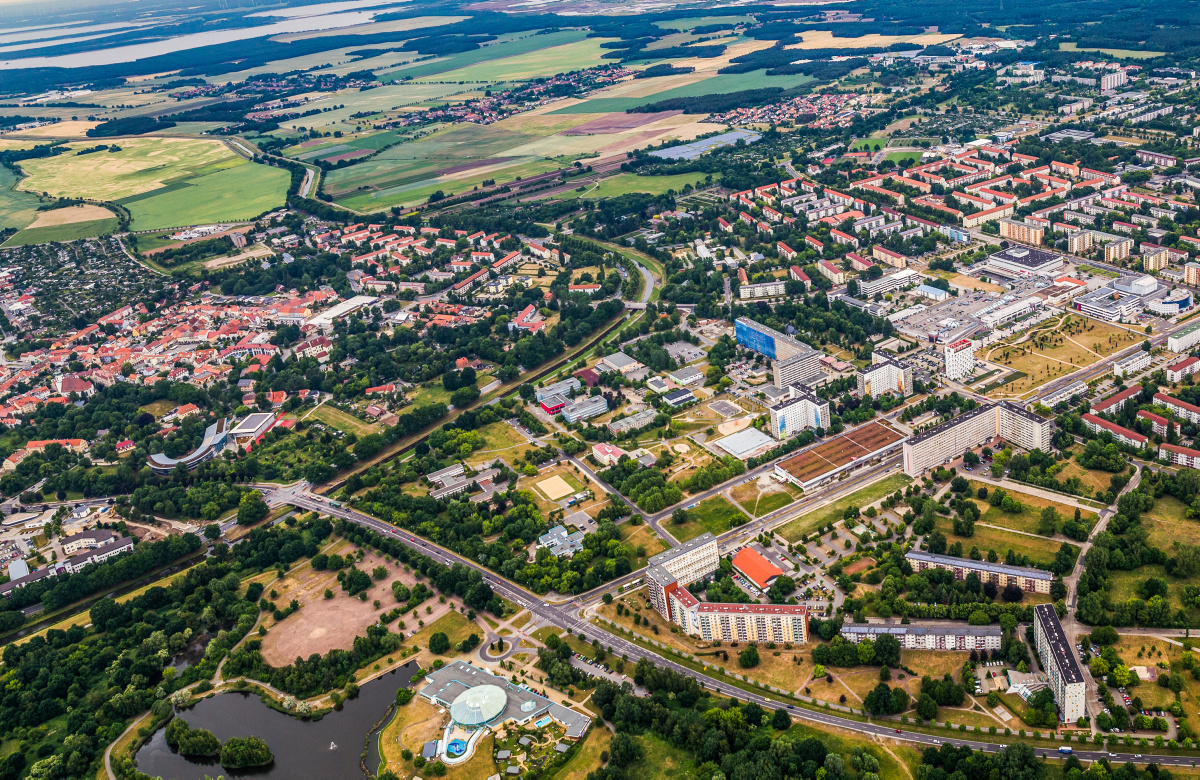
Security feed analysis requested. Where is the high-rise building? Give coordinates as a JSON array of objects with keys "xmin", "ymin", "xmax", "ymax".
[
  {"xmin": 645, "ymin": 534, "xmax": 720, "ymax": 618},
  {"xmin": 1033, "ymin": 604, "xmax": 1086, "ymax": 723},
  {"xmin": 943, "ymin": 339, "xmax": 976, "ymax": 380},
  {"xmin": 1185, "ymin": 262, "xmax": 1200, "ymax": 287},
  {"xmin": 735, "ymin": 317, "xmax": 824, "ymax": 389},
  {"xmin": 999, "ymin": 218, "xmax": 1045, "ymax": 245},
  {"xmin": 856, "ymin": 351, "xmax": 912, "ymax": 397},
  {"xmin": 767, "ymin": 386, "xmax": 829, "ymax": 440}
]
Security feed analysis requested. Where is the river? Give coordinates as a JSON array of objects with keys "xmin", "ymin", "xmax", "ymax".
[
  {"xmin": 0, "ymin": 1, "xmax": 412, "ymax": 70},
  {"xmin": 135, "ymin": 661, "xmax": 418, "ymax": 780}
]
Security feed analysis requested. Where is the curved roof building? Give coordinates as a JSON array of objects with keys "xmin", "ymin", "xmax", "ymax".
[
  {"xmin": 449, "ymin": 684, "xmax": 506, "ymax": 726},
  {"xmin": 147, "ymin": 419, "xmax": 230, "ymax": 475}
]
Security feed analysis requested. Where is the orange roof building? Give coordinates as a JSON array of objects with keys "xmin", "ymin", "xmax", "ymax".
[{"xmin": 731, "ymin": 547, "xmax": 783, "ymax": 591}]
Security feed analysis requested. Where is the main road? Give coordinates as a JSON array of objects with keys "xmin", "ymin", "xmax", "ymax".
[{"xmin": 263, "ymin": 483, "xmax": 1191, "ymax": 767}]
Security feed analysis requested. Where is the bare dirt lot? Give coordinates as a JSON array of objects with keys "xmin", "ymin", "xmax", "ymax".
[
  {"xmin": 27, "ymin": 204, "xmax": 116, "ymax": 228},
  {"xmin": 260, "ymin": 546, "xmax": 455, "ymax": 665}
]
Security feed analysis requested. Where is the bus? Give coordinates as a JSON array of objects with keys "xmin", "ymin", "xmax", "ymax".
[{"xmin": 1058, "ymin": 747, "xmax": 1072, "ymax": 755}]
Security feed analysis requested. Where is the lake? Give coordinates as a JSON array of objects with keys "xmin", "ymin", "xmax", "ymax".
[{"xmin": 135, "ymin": 661, "xmax": 419, "ymax": 780}]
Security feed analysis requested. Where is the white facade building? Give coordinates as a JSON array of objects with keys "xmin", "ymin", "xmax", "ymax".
[
  {"xmin": 856, "ymin": 351, "xmax": 912, "ymax": 397},
  {"xmin": 943, "ymin": 339, "xmax": 976, "ymax": 380},
  {"xmin": 902, "ymin": 401, "xmax": 1053, "ymax": 476},
  {"xmin": 1034, "ymin": 604, "xmax": 1086, "ymax": 723},
  {"xmin": 767, "ymin": 386, "xmax": 829, "ymax": 440}
]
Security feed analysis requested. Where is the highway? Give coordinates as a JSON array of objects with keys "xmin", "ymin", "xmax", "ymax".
[{"xmin": 264, "ymin": 483, "xmax": 1194, "ymax": 767}]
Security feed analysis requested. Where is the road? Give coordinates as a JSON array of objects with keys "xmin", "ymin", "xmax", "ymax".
[{"xmin": 263, "ymin": 482, "xmax": 1194, "ymax": 767}]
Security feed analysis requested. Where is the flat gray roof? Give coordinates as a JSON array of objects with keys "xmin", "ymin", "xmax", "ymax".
[
  {"xmin": 906, "ymin": 549, "xmax": 1054, "ymax": 580},
  {"xmin": 906, "ymin": 402, "xmax": 994, "ymax": 446},
  {"xmin": 842, "ymin": 623, "xmax": 1002, "ymax": 638},
  {"xmin": 649, "ymin": 532, "xmax": 715, "ymax": 568},
  {"xmin": 1035, "ymin": 603, "xmax": 1083, "ymax": 683}
]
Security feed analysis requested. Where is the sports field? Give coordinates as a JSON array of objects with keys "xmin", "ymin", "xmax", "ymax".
[
  {"xmin": 1059, "ymin": 42, "xmax": 1164, "ymax": 59},
  {"xmin": 566, "ymin": 172, "xmax": 710, "ymax": 199},
  {"xmin": 16, "ymin": 137, "xmax": 242, "ymax": 201}
]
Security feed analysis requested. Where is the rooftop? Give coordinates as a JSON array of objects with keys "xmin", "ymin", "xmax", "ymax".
[
  {"xmin": 1035, "ymin": 604, "xmax": 1084, "ymax": 684},
  {"xmin": 906, "ymin": 549, "xmax": 1054, "ymax": 581}
]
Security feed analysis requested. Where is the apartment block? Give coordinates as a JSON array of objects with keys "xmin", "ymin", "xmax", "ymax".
[
  {"xmin": 740, "ymin": 280, "xmax": 787, "ymax": 299},
  {"xmin": 1161, "ymin": 443, "xmax": 1200, "ymax": 468},
  {"xmin": 1081, "ymin": 413, "xmax": 1147, "ymax": 449},
  {"xmin": 767, "ymin": 386, "xmax": 829, "ymax": 440},
  {"xmin": 902, "ymin": 401, "xmax": 1052, "ymax": 476},
  {"xmin": 841, "ymin": 623, "xmax": 1002, "ymax": 651},
  {"xmin": 1155, "ymin": 392, "xmax": 1200, "ymax": 425},
  {"xmin": 1033, "ymin": 604, "xmax": 1086, "ymax": 723},
  {"xmin": 856, "ymin": 351, "xmax": 912, "ymax": 398},
  {"xmin": 1186, "ymin": 262, "xmax": 1200, "ymax": 287},
  {"xmin": 1112, "ymin": 350, "xmax": 1151, "ymax": 379},
  {"xmin": 1168, "ymin": 318, "xmax": 1200, "ymax": 352},
  {"xmin": 1090, "ymin": 384, "xmax": 1141, "ymax": 415},
  {"xmin": 907, "ymin": 550, "xmax": 1054, "ymax": 594},
  {"xmin": 1165, "ymin": 356, "xmax": 1200, "ymax": 383},
  {"xmin": 999, "ymin": 218, "xmax": 1045, "ymax": 245},
  {"xmin": 1138, "ymin": 410, "xmax": 1169, "ymax": 436}
]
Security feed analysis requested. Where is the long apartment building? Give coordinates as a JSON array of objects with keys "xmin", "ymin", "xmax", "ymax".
[
  {"xmin": 1033, "ymin": 604, "xmax": 1086, "ymax": 723},
  {"xmin": 841, "ymin": 623, "xmax": 1002, "ymax": 651},
  {"xmin": 734, "ymin": 317, "xmax": 824, "ymax": 389},
  {"xmin": 856, "ymin": 351, "xmax": 912, "ymax": 398},
  {"xmin": 1154, "ymin": 392, "xmax": 1200, "ymax": 425},
  {"xmin": 646, "ymin": 533, "xmax": 809, "ymax": 643},
  {"xmin": 1160, "ymin": 443, "xmax": 1200, "ymax": 468},
  {"xmin": 906, "ymin": 550, "xmax": 1054, "ymax": 594},
  {"xmin": 1081, "ymin": 413, "xmax": 1147, "ymax": 449},
  {"xmin": 1112, "ymin": 350, "xmax": 1151, "ymax": 379},
  {"xmin": 902, "ymin": 401, "xmax": 1052, "ymax": 477}
]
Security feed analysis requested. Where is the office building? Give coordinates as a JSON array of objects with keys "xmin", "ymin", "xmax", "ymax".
[
  {"xmin": 1112, "ymin": 350, "xmax": 1151, "ymax": 379},
  {"xmin": 856, "ymin": 351, "xmax": 912, "ymax": 397},
  {"xmin": 606, "ymin": 408, "xmax": 658, "ymax": 436},
  {"xmin": 535, "ymin": 378, "xmax": 581, "ymax": 404},
  {"xmin": 943, "ymin": 339, "xmax": 976, "ymax": 380},
  {"xmin": 560, "ymin": 396, "xmax": 608, "ymax": 423},
  {"xmin": 147, "ymin": 419, "xmax": 231, "ymax": 475},
  {"xmin": 1168, "ymin": 318, "xmax": 1200, "ymax": 353},
  {"xmin": 902, "ymin": 401, "xmax": 1052, "ymax": 476},
  {"xmin": 841, "ymin": 623, "xmax": 1002, "ymax": 651},
  {"xmin": 767, "ymin": 385, "xmax": 829, "ymax": 440},
  {"xmin": 537, "ymin": 525, "xmax": 586, "ymax": 558},
  {"xmin": 1033, "ymin": 604, "xmax": 1086, "ymax": 723},
  {"xmin": 858, "ymin": 268, "xmax": 919, "ymax": 299},
  {"xmin": 906, "ymin": 550, "xmax": 1054, "ymax": 594}
]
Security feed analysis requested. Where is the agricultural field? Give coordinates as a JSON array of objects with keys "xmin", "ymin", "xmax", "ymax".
[
  {"xmin": 380, "ymin": 30, "xmax": 592, "ymax": 82},
  {"xmin": 1059, "ymin": 42, "xmax": 1165, "ymax": 59},
  {"xmin": 550, "ymin": 69, "xmax": 815, "ymax": 114},
  {"xmin": 3, "ymin": 216, "xmax": 119, "ymax": 246},
  {"xmin": 416, "ymin": 37, "xmax": 614, "ymax": 83},
  {"xmin": 787, "ymin": 30, "xmax": 961, "ymax": 50},
  {"xmin": 0, "ymin": 166, "xmax": 55, "ymax": 234}
]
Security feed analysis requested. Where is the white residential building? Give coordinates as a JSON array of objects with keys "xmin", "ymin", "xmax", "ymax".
[
  {"xmin": 767, "ymin": 386, "xmax": 830, "ymax": 440},
  {"xmin": 1034, "ymin": 604, "xmax": 1086, "ymax": 723},
  {"xmin": 943, "ymin": 339, "xmax": 976, "ymax": 380},
  {"xmin": 902, "ymin": 401, "xmax": 1052, "ymax": 476},
  {"xmin": 856, "ymin": 351, "xmax": 912, "ymax": 397}
]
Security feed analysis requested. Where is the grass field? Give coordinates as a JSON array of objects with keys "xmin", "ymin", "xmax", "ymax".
[
  {"xmin": 777, "ymin": 473, "xmax": 913, "ymax": 542},
  {"xmin": 1142, "ymin": 495, "xmax": 1200, "ymax": 550},
  {"xmin": 936, "ymin": 515, "xmax": 1070, "ymax": 569},
  {"xmin": 3, "ymin": 217, "xmax": 118, "ymax": 246},
  {"xmin": 965, "ymin": 481, "xmax": 1096, "ymax": 536},
  {"xmin": 1108, "ymin": 564, "xmax": 1196, "ymax": 622},
  {"xmin": 620, "ymin": 522, "xmax": 670, "ymax": 566},
  {"xmin": 851, "ymin": 137, "xmax": 886, "ymax": 151},
  {"xmin": 1059, "ymin": 42, "xmax": 1165, "ymax": 59},
  {"xmin": 674, "ymin": 495, "xmax": 744, "ymax": 541},
  {"xmin": 124, "ymin": 162, "xmax": 289, "ymax": 231},
  {"xmin": 885, "ymin": 150, "xmax": 922, "ymax": 165},
  {"xmin": 381, "ymin": 30, "xmax": 592, "ymax": 82},
  {"xmin": 308, "ymin": 405, "xmax": 381, "ymax": 436},
  {"xmin": 555, "ymin": 726, "xmax": 612, "ymax": 780},
  {"xmin": 566, "ymin": 172, "xmax": 710, "ymax": 200}
]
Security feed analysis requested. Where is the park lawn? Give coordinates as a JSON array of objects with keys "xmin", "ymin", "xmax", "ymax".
[
  {"xmin": 885, "ymin": 150, "xmax": 921, "ymax": 165},
  {"xmin": 935, "ymin": 515, "xmax": 1070, "ymax": 569},
  {"xmin": 785, "ymin": 720, "xmax": 923, "ymax": 779},
  {"xmin": 3, "ymin": 217, "xmax": 117, "ymax": 246},
  {"xmin": 777, "ymin": 473, "xmax": 913, "ymax": 542},
  {"xmin": 1106, "ymin": 564, "xmax": 1200, "ymax": 626},
  {"xmin": 411, "ymin": 609, "xmax": 481, "ymax": 654},
  {"xmin": 139, "ymin": 399, "xmax": 178, "ymax": 418},
  {"xmin": 1108, "ymin": 635, "xmax": 1200, "ymax": 711},
  {"xmin": 674, "ymin": 496, "xmax": 744, "ymax": 541},
  {"xmin": 850, "ymin": 137, "xmax": 886, "ymax": 151},
  {"xmin": 125, "ymin": 162, "xmax": 290, "ymax": 231},
  {"xmin": 378, "ymin": 695, "xmax": 449, "ymax": 774},
  {"xmin": 620, "ymin": 522, "xmax": 670, "ymax": 566},
  {"xmin": 901, "ymin": 650, "xmax": 970, "ymax": 682},
  {"xmin": 1054, "ymin": 458, "xmax": 1117, "ymax": 497},
  {"xmin": 308, "ymin": 405, "xmax": 381, "ymax": 436},
  {"xmin": 566, "ymin": 172, "xmax": 710, "ymax": 200},
  {"xmin": 966, "ymin": 481, "xmax": 1097, "ymax": 535},
  {"xmin": 1142, "ymin": 494, "xmax": 1200, "ymax": 550},
  {"xmin": 633, "ymin": 732, "xmax": 700, "ymax": 779},
  {"xmin": 464, "ymin": 421, "xmax": 529, "ymax": 467},
  {"xmin": 555, "ymin": 726, "xmax": 612, "ymax": 780},
  {"xmin": 983, "ymin": 317, "xmax": 1141, "ymax": 397}
]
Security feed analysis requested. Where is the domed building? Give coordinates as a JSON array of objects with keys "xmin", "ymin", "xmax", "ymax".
[{"xmin": 416, "ymin": 660, "xmax": 592, "ymax": 764}]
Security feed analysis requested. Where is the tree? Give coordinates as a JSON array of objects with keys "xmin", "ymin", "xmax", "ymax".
[
  {"xmin": 429, "ymin": 632, "xmax": 450, "ymax": 654},
  {"xmin": 767, "ymin": 575, "xmax": 796, "ymax": 604},
  {"xmin": 219, "ymin": 736, "xmax": 273, "ymax": 768},
  {"xmin": 772, "ymin": 708, "xmax": 791, "ymax": 730},
  {"xmin": 610, "ymin": 732, "xmax": 643, "ymax": 767},
  {"xmin": 739, "ymin": 645, "xmax": 760, "ymax": 668},
  {"xmin": 873, "ymin": 633, "xmax": 901, "ymax": 667},
  {"xmin": 1090, "ymin": 625, "xmax": 1119, "ymax": 645},
  {"xmin": 237, "ymin": 491, "xmax": 269, "ymax": 526},
  {"xmin": 203, "ymin": 524, "xmax": 220, "ymax": 540},
  {"xmin": 916, "ymin": 692, "xmax": 938, "ymax": 721}
]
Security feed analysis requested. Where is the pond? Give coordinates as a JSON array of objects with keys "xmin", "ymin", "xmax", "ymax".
[{"xmin": 135, "ymin": 661, "xmax": 419, "ymax": 780}]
